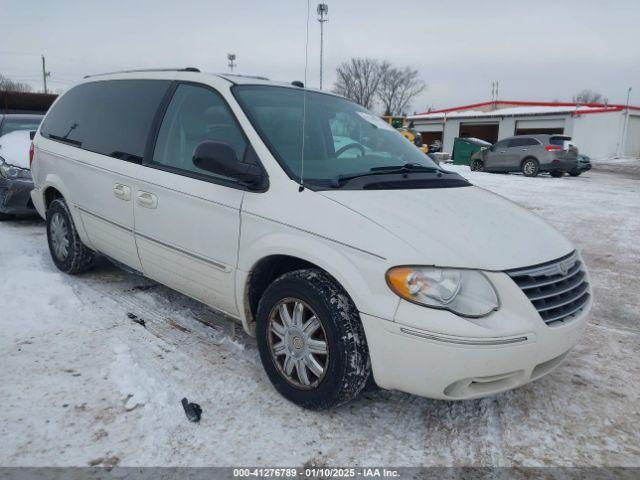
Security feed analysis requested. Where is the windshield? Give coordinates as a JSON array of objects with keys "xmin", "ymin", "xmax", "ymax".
[
  {"xmin": 0, "ymin": 117, "xmax": 42, "ymax": 137},
  {"xmin": 233, "ymin": 86, "xmax": 439, "ymax": 187}
]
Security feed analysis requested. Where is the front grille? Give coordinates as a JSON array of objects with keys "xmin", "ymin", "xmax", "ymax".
[{"xmin": 506, "ymin": 251, "xmax": 590, "ymax": 326}]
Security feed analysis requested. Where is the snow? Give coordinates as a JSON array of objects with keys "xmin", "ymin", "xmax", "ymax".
[
  {"xmin": 0, "ymin": 130, "xmax": 32, "ymax": 169},
  {"xmin": 410, "ymin": 105, "xmax": 613, "ymax": 120},
  {"xmin": 1, "ymin": 163, "xmax": 639, "ymax": 467}
]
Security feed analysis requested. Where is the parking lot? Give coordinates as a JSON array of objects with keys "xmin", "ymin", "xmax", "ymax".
[{"xmin": 1, "ymin": 162, "xmax": 638, "ymax": 467}]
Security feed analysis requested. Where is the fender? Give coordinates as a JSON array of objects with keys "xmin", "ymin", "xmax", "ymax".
[
  {"xmin": 235, "ymin": 230, "xmax": 399, "ymax": 336},
  {"xmin": 39, "ymin": 173, "xmax": 94, "ymax": 250}
]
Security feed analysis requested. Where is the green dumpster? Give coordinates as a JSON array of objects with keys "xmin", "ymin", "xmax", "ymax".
[{"xmin": 452, "ymin": 137, "xmax": 492, "ymax": 165}]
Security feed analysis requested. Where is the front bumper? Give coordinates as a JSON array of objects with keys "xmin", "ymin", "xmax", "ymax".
[
  {"xmin": 361, "ymin": 271, "xmax": 591, "ymax": 400},
  {"xmin": 0, "ymin": 177, "xmax": 36, "ymax": 215}
]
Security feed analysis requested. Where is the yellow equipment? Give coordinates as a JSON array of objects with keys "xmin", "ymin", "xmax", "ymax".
[{"xmin": 382, "ymin": 116, "xmax": 429, "ymax": 154}]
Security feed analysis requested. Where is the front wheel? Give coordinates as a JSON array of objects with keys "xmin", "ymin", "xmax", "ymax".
[
  {"xmin": 256, "ymin": 269, "xmax": 371, "ymax": 409},
  {"xmin": 521, "ymin": 158, "xmax": 539, "ymax": 177},
  {"xmin": 470, "ymin": 159, "xmax": 484, "ymax": 171},
  {"xmin": 550, "ymin": 170, "xmax": 563, "ymax": 178},
  {"xmin": 569, "ymin": 170, "xmax": 582, "ymax": 177},
  {"xmin": 46, "ymin": 198, "xmax": 96, "ymax": 274}
]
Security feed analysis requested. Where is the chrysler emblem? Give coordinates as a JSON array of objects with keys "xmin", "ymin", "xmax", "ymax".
[{"xmin": 559, "ymin": 262, "xmax": 569, "ymax": 276}]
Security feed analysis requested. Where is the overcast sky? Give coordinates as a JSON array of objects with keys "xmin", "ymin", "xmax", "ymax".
[{"xmin": 1, "ymin": 0, "xmax": 639, "ymax": 113}]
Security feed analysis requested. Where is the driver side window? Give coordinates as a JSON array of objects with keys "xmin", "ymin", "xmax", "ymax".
[{"xmin": 152, "ymin": 84, "xmax": 247, "ymax": 181}]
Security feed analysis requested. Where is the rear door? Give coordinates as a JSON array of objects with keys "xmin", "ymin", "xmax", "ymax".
[
  {"xmin": 133, "ymin": 82, "xmax": 249, "ymax": 315},
  {"xmin": 38, "ymin": 79, "xmax": 170, "ymax": 270},
  {"xmin": 506, "ymin": 137, "xmax": 537, "ymax": 169}
]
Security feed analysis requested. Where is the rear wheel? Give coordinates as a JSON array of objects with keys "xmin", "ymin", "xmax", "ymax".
[
  {"xmin": 550, "ymin": 171, "xmax": 563, "ymax": 178},
  {"xmin": 521, "ymin": 158, "xmax": 539, "ymax": 177},
  {"xmin": 256, "ymin": 269, "xmax": 370, "ymax": 409},
  {"xmin": 470, "ymin": 159, "xmax": 484, "ymax": 171},
  {"xmin": 0, "ymin": 212, "xmax": 16, "ymax": 221},
  {"xmin": 46, "ymin": 198, "xmax": 96, "ymax": 274}
]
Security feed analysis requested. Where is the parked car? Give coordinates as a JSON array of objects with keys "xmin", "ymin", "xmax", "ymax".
[
  {"xmin": 569, "ymin": 154, "xmax": 592, "ymax": 176},
  {"xmin": 470, "ymin": 134, "xmax": 578, "ymax": 177},
  {"xmin": 0, "ymin": 113, "xmax": 43, "ymax": 137},
  {"xmin": 0, "ymin": 119, "xmax": 43, "ymax": 220},
  {"xmin": 30, "ymin": 70, "xmax": 592, "ymax": 409}
]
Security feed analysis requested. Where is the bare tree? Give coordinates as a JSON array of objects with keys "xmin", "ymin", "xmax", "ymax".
[
  {"xmin": 0, "ymin": 73, "xmax": 33, "ymax": 93},
  {"xmin": 333, "ymin": 58, "xmax": 385, "ymax": 110},
  {"xmin": 378, "ymin": 66, "xmax": 426, "ymax": 116},
  {"xmin": 573, "ymin": 89, "xmax": 603, "ymax": 104}
]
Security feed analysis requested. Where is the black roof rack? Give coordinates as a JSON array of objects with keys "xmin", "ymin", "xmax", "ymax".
[{"xmin": 83, "ymin": 67, "xmax": 200, "ymax": 79}]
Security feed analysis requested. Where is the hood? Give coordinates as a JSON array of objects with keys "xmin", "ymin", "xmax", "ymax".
[
  {"xmin": 0, "ymin": 130, "xmax": 31, "ymax": 169},
  {"xmin": 320, "ymin": 185, "xmax": 574, "ymax": 271}
]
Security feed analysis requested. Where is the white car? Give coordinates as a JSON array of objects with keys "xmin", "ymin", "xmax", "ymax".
[{"xmin": 30, "ymin": 69, "xmax": 592, "ymax": 409}]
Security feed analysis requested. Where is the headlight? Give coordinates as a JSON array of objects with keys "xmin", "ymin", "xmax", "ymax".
[
  {"xmin": 0, "ymin": 157, "xmax": 32, "ymax": 180},
  {"xmin": 386, "ymin": 266, "xmax": 499, "ymax": 317}
]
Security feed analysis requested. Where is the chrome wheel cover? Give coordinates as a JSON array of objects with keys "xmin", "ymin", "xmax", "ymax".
[
  {"xmin": 267, "ymin": 298, "xmax": 329, "ymax": 389},
  {"xmin": 50, "ymin": 212, "xmax": 70, "ymax": 261}
]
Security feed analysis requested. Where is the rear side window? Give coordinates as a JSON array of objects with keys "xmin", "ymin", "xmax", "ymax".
[
  {"xmin": 549, "ymin": 136, "xmax": 571, "ymax": 146},
  {"xmin": 509, "ymin": 137, "xmax": 540, "ymax": 147},
  {"xmin": 41, "ymin": 80, "xmax": 171, "ymax": 162}
]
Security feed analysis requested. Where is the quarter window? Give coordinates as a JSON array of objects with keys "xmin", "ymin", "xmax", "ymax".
[
  {"xmin": 41, "ymin": 80, "xmax": 170, "ymax": 162},
  {"xmin": 152, "ymin": 84, "xmax": 248, "ymax": 181}
]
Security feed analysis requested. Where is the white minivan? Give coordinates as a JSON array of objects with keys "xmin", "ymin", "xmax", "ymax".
[{"xmin": 30, "ymin": 69, "xmax": 592, "ymax": 409}]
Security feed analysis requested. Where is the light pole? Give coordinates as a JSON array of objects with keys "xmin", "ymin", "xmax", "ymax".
[
  {"xmin": 317, "ymin": 3, "xmax": 328, "ymax": 90},
  {"xmin": 621, "ymin": 87, "xmax": 632, "ymax": 157},
  {"xmin": 227, "ymin": 53, "xmax": 237, "ymax": 73}
]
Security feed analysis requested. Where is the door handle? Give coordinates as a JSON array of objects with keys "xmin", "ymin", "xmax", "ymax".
[
  {"xmin": 136, "ymin": 191, "xmax": 158, "ymax": 209},
  {"xmin": 113, "ymin": 184, "xmax": 131, "ymax": 201}
]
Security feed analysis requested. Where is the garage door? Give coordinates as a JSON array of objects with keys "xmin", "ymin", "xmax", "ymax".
[
  {"xmin": 515, "ymin": 118, "xmax": 564, "ymax": 135},
  {"xmin": 459, "ymin": 123, "xmax": 499, "ymax": 144}
]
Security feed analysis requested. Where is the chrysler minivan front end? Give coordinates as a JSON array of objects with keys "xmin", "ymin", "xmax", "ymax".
[{"xmin": 362, "ymin": 252, "xmax": 591, "ymax": 400}]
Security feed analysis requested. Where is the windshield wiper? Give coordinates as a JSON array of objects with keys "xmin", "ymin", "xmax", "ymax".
[
  {"xmin": 331, "ymin": 163, "xmax": 440, "ymax": 188},
  {"xmin": 370, "ymin": 163, "xmax": 439, "ymax": 173}
]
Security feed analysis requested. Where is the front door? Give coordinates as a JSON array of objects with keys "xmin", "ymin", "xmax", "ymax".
[
  {"xmin": 133, "ymin": 83, "xmax": 249, "ymax": 316},
  {"xmin": 484, "ymin": 139, "xmax": 510, "ymax": 171}
]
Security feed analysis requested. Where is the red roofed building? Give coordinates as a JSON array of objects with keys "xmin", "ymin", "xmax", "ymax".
[{"xmin": 408, "ymin": 100, "xmax": 640, "ymax": 159}]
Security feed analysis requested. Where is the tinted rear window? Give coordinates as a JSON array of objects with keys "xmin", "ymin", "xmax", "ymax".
[
  {"xmin": 549, "ymin": 136, "xmax": 571, "ymax": 146},
  {"xmin": 0, "ymin": 117, "xmax": 42, "ymax": 137},
  {"xmin": 41, "ymin": 80, "xmax": 170, "ymax": 161}
]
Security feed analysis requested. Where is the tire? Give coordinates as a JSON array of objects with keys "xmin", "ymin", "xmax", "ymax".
[
  {"xmin": 521, "ymin": 158, "xmax": 539, "ymax": 177},
  {"xmin": 569, "ymin": 170, "xmax": 581, "ymax": 177},
  {"xmin": 256, "ymin": 269, "xmax": 371, "ymax": 409},
  {"xmin": 46, "ymin": 198, "xmax": 96, "ymax": 274},
  {"xmin": 470, "ymin": 159, "xmax": 484, "ymax": 172},
  {"xmin": 0, "ymin": 212, "xmax": 16, "ymax": 221},
  {"xmin": 550, "ymin": 171, "xmax": 563, "ymax": 178}
]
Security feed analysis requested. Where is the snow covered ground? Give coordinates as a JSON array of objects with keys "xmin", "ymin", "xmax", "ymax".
[{"xmin": 1, "ymin": 164, "xmax": 639, "ymax": 467}]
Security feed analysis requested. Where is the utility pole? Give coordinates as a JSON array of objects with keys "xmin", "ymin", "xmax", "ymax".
[
  {"xmin": 621, "ymin": 87, "xmax": 632, "ymax": 157},
  {"xmin": 317, "ymin": 3, "xmax": 328, "ymax": 90},
  {"xmin": 227, "ymin": 53, "xmax": 236, "ymax": 73},
  {"xmin": 41, "ymin": 55, "xmax": 51, "ymax": 94}
]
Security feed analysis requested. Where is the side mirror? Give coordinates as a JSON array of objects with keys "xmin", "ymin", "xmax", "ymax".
[
  {"xmin": 192, "ymin": 141, "xmax": 263, "ymax": 188},
  {"xmin": 29, "ymin": 131, "xmax": 36, "ymax": 140}
]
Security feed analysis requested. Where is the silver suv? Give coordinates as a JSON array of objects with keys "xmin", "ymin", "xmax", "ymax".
[{"xmin": 470, "ymin": 134, "xmax": 579, "ymax": 177}]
